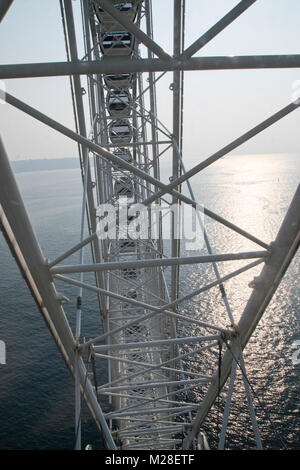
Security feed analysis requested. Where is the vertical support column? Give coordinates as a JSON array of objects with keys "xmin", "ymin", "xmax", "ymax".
[
  {"xmin": 184, "ymin": 184, "xmax": 300, "ymax": 448},
  {"xmin": 171, "ymin": 0, "xmax": 185, "ymax": 303},
  {"xmin": 63, "ymin": 0, "xmax": 102, "ymax": 266},
  {"xmin": 167, "ymin": 0, "xmax": 185, "ymax": 380},
  {"xmin": 63, "ymin": 0, "xmax": 105, "ymax": 449},
  {"xmin": 145, "ymin": 0, "xmax": 163, "ymax": 249}
]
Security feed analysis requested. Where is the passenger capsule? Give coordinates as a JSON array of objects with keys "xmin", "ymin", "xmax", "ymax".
[
  {"xmin": 109, "ymin": 119, "xmax": 133, "ymax": 145},
  {"xmin": 94, "ymin": 1, "xmax": 141, "ymax": 25},
  {"xmin": 107, "ymin": 89, "xmax": 132, "ymax": 117},
  {"xmin": 100, "ymin": 31, "xmax": 134, "ymax": 56},
  {"xmin": 104, "ymin": 73, "xmax": 134, "ymax": 89},
  {"xmin": 113, "ymin": 148, "xmax": 133, "ymax": 170}
]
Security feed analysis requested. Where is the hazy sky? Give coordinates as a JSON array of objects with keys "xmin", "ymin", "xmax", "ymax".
[{"xmin": 0, "ymin": 0, "xmax": 300, "ymax": 162}]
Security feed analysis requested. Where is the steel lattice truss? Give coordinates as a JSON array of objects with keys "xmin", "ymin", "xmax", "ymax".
[{"xmin": 0, "ymin": 0, "xmax": 299, "ymax": 450}]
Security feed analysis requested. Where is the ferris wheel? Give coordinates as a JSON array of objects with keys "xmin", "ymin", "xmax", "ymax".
[{"xmin": 0, "ymin": 0, "xmax": 299, "ymax": 451}]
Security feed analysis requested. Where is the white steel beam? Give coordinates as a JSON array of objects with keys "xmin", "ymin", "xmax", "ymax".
[
  {"xmin": 93, "ymin": 335, "xmax": 220, "ymax": 352},
  {"xmin": 171, "ymin": 0, "xmax": 185, "ymax": 303},
  {"xmin": 105, "ymin": 405, "xmax": 197, "ymax": 418},
  {"xmin": 51, "ymin": 251, "xmax": 269, "ymax": 275},
  {"xmin": 99, "ymin": 377, "xmax": 210, "ymax": 393},
  {"xmin": 2, "ymin": 55, "xmax": 300, "ymax": 78},
  {"xmin": 54, "ymin": 258, "xmax": 262, "ymax": 349}
]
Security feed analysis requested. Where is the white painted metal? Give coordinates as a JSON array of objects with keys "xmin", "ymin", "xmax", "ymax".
[{"xmin": 1, "ymin": 0, "xmax": 299, "ymax": 452}]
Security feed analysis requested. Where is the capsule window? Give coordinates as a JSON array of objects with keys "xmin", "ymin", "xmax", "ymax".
[
  {"xmin": 94, "ymin": 2, "xmax": 139, "ymax": 24},
  {"xmin": 107, "ymin": 90, "xmax": 131, "ymax": 117},
  {"xmin": 109, "ymin": 119, "xmax": 132, "ymax": 144},
  {"xmin": 104, "ymin": 73, "xmax": 133, "ymax": 89},
  {"xmin": 100, "ymin": 31, "xmax": 134, "ymax": 56}
]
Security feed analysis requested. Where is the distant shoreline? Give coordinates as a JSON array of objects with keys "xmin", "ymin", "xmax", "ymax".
[
  {"xmin": 11, "ymin": 158, "xmax": 83, "ymax": 173},
  {"xmin": 10, "ymin": 153, "xmax": 298, "ymax": 175}
]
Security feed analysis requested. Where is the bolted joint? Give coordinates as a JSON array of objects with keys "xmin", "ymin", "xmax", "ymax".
[
  {"xmin": 74, "ymin": 339, "xmax": 81, "ymax": 353},
  {"xmin": 224, "ymin": 324, "xmax": 239, "ymax": 341},
  {"xmin": 78, "ymin": 340, "xmax": 89, "ymax": 355},
  {"xmin": 55, "ymin": 292, "xmax": 70, "ymax": 304},
  {"xmin": 264, "ymin": 241, "xmax": 275, "ymax": 264},
  {"xmin": 248, "ymin": 275, "xmax": 263, "ymax": 289}
]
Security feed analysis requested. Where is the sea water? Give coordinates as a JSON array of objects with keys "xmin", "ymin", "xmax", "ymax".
[{"xmin": 0, "ymin": 153, "xmax": 299, "ymax": 450}]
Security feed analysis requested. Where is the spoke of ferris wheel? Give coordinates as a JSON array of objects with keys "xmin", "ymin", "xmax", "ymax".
[
  {"xmin": 101, "ymin": 362, "xmax": 209, "ymax": 390},
  {"xmin": 104, "ymin": 386, "xmax": 209, "ymax": 422},
  {"xmin": 97, "ymin": 375, "xmax": 211, "ymax": 394},
  {"xmin": 55, "ymin": 272, "xmax": 227, "ymax": 337},
  {"xmin": 114, "ymin": 409, "xmax": 192, "ymax": 427},
  {"xmin": 4, "ymin": 54, "xmax": 300, "ymax": 79},
  {"xmin": 95, "ymin": 345, "xmax": 212, "ymax": 391},
  {"xmin": 55, "ymin": 258, "xmax": 263, "ymax": 348},
  {"xmin": 106, "ymin": 406, "xmax": 195, "ymax": 420},
  {"xmin": 103, "ymin": 371, "xmax": 217, "ymax": 419},
  {"xmin": 115, "ymin": 396, "xmax": 198, "ymax": 411},
  {"xmin": 112, "ymin": 414, "xmax": 188, "ymax": 427},
  {"xmin": 5, "ymin": 91, "xmax": 278, "ymax": 252},
  {"xmin": 94, "ymin": 350, "xmax": 207, "ymax": 383},
  {"xmin": 118, "ymin": 424, "xmax": 189, "ymax": 437},
  {"xmin": 117, "ymin": 424, "xmax": 187, "ymax": 438},
  {"xmin": 107, "ymin": 269, "xmax": 168, "ymax": 303},
  {"xmin": 51, "ymin": 251, "xmax": 268, "ymax": 275},
  {"xmin": 96, "ymin": 333, "xmax": 214, "ymax": 386},
  {"xmin": 0, "ymin": 0, "xmax": 257, "ymax": 72}
]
